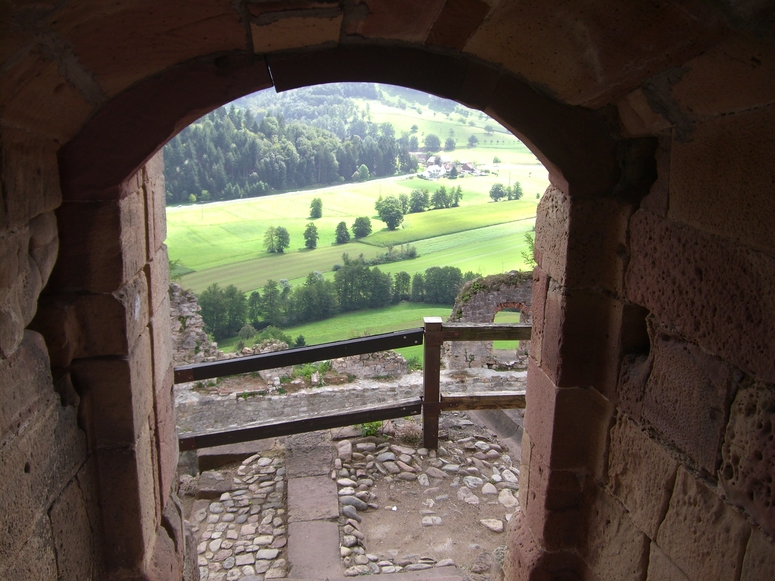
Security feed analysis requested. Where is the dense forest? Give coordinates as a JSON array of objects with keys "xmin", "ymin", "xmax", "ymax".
[
  {"xmin": 198, "ymin": 258, "xmax": 476, "ymax": 340},
  {"xmin": 163, "ymin": 84, "xmax": 428, "ymax": 204}
]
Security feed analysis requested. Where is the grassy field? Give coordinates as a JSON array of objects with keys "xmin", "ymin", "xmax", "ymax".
[
  {"xmin": 167, "ymin": 168, "xmax": 544, "ymax": 273},
  {"xmin": 219, "ymin": 302, "xmax": 453, "ymax": 362},
  {"xmin": 179, "ymin": 217, "xmax": 536, "ymax": 294},
  {"xmin": 169, "ymin": 90, "xmax": 546, "ymax": 350}
]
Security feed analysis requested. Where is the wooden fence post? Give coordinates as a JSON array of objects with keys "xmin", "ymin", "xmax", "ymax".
[{"xmin": 422, "ymin": 317, "xmax": 443, "ymax": 449}]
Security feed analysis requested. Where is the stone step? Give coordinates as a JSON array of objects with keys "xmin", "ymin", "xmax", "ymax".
[
  {"xmin": 287, "ymin": 521, "xmax": 342, "ymax": 578},
  {"xmin": 284, "ymin": 569, "xmax": 466, "ymax": 581},
  {"xmin": 468, "ymin": 408, "xmax": 523, "ymax": 458}
]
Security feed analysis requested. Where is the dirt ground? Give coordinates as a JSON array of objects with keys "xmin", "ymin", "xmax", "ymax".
[{"xmin": 349, "ymin": 414, "xmax": 518, "ymax": 577}]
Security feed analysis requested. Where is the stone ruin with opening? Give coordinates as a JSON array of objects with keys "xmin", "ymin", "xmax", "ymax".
[{"xmin": 445, "ymin": 271, "xmax": 533, "ymax": 370}]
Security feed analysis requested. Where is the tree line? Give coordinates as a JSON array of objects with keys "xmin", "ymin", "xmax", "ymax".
[
  {"xmin": 164, "ymin": 104, "xmax": 420, "ymax": 204},
  {"xmin": 374, "ymin": 186, "xmax": 464, "ymax": 230},
  {"xmin": 197, "ymin": 257, "xmax": 477, "ymax": 340}
]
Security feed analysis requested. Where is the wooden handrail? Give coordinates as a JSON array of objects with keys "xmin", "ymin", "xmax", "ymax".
[
  {"xmin": 179, "ymin": 398, "xmax": 422, "ymax": 452},
  {"xmin": 175, "ymin": 320, "xmax": 531, "ymax": 451},
  {"xmin": 174, "ymin": 328, "xmax": 424, "ymax": 383}
]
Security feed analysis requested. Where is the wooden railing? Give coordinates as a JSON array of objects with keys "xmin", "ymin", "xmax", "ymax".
[{"xmin": 175, "ymin": 317, "xmax": 530, "ymax": 451}]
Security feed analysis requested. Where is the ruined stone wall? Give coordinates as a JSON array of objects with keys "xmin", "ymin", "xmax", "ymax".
[
  {"xmin": 177, "ymin": 369, "xmax": 525, "ymax": 434},
  {"xmin": 331, "ymin": 350, "xmax": 408, "ymax": 378},
  {"xmin": 169, "ymin": 283, "xmax": 220, "ymax": 366},
  {"xmin": 445, "ymin": 271, "xmax": 533, "ymax": 369}
]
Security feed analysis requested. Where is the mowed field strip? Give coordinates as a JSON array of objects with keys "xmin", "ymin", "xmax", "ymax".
[{"xmin": 168, "ymin": 152, "xmax": 547, "ymax": 294}]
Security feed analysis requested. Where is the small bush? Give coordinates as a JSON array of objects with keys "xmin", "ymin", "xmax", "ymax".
[
  {"xmin": 359, "ymin": 421, "xmax": 383, "ymax": 437},
  {"xmin": 406, "ymin": 356, "xmax": 422, "ymax": 371}
]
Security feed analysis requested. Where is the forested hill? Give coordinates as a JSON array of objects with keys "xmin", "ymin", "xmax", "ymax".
[{"xmin": 163, "ymin": 84, "xmax": 422, "ymax": 204}]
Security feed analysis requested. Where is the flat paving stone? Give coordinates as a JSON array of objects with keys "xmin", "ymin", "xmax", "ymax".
[
  {"xmin": 288, "ymin": 475, "xmax": 339, "ymax": 522},
  {"xmin": 286, "ymin": 446, "xmax": 334, "ymax": 478},
  {"xmin": 288, "ymin": 521, "xmax": 343, "ymax": 578}
]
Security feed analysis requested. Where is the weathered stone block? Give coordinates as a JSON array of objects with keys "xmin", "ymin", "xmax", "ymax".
[
  {"xmin": 669, "ymin": 103, "xmax": 775, "ymax": 257},
  {"xmin": 670, "ymin": 31, "xmax": 775, "ymax": 119},
  {"xmin": 75, "ymin": 456, "xmax": 105, "ymax": 578},
  {"xmin": 540, "ymin": 284, "xmax": 625, "ymax": 393},
  {"xmin": 426, "ymin": 0, "xmax": 490, "ymax": 51},
  {"xmin": 607, "ymin": 413, "xmax": 678, "ymax": 539},
  {"xmin": 524, "ymin": 360, "xmax": 613, "ymax": 474},
  {"xmin": 0, "ymin": 331, "xmax": 54, "ymax": 440},
  {"xmin": 657, "ymin": 467, "xmax": 749, "ymax": 581},
  {"xmin": 0, "ymin": 53, "xmax": 93, "ymax": 141},
  {"xmin": 642, "ymin": 330, "xmax": 737, "ymax": 474},
  {"xmin": 720, "ymin": 380, "xmax": 775, "ymax": 538},
  {"xmin": 616, "ymin": 353, "xmax": 650, "ymax": 420},
  {"xmin": 96, "ymin": 422, "xmax": 159, "ymax": 574},
  {"xmin": 503, "ymin": 512, "xmax": 583, "ymax": 581},
  {"xmin": 534, "ymin": 186, "xmax": 569, "ymax": 285},
  {"xmin": 146, "ymin": 524, "xmax": 182, "ymax": 581},
  {"xmin": 28, "ymin": 210, "xmax": 58, "ymax": 287},
  {"xmin": 251, "ymin": 13, "xmax": 343, "ymax": 54},
  {"xmin": 70, "ymin": 329, "xmax": 153, "ymax": 447},
  {"xmin": 615, "ymin": 88, "xmax": 672, "ymax": 138},
  {"xmin": 32, "ymin": 271, "xmax": 149, "ymax": 366},
  {"xmin": 528, "ymin": 267, "xmax": 549, "ymax": 367},
  {"xmin": 583, "ymin": 489, "xmax": 649, "ymax": 581},
  {"xmin": 0, "ymin": 226, "xmax": 46, "ymax": 357},
  {"xmin": 49, "ymin": 478, "xmax": 95, "ymax": 580},
  {"xmin": 524, "ymin": 456, "xmax": 584, "ymax": 550},
  {"xmin": 741, "ymin": 527, "xmax": 775, "ymax": 581},
  {"xmin": 53, "ymin": 0, "xmax": 246, "ymax": 97},
  {"xmin": 150, "ymin": 297, "xmax": 173, "ymax": 393},
  {"xmin": 155, "ymin": 374, "xmax": 178, "ymax": 507},
  {"xmin": 50, "ymin": 191, "xmax": 148, "ymax": 293},
  {"xmin": 1, "ymin": 514, "xmax": 58, "ymax": 581},
  {"xmin": 646, "ymin": 542, "xmax": 689, "ymax": 581},
  {"xmin": 464, "ymin": 0, "xmax": 723, "ymax": 107},
  {"xmin": 0, "ymin": 399, "xmax": 86, "ymax": 567},
  {"xmin": 519, "ymin": 429, "xmax": 532, "ymax": 511},
  {"xmin": 143, "ymin": 151, "xmax": 167, "ymax": 258},
  {"xmin": 345, "ymin": 0, "xmax": 444, "ymax": 41},
  {"xmin": 626, "ymin": 209, "xmax": 775, "ymax": 383},
  {"xmin": 565, "ymin": 197, "xmax": 633, "ymax": 293}
]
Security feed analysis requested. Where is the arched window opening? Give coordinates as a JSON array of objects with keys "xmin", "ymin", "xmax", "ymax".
[{"xmin": 168, "ymin": 82, "xmax": 546, "ymax": 578}]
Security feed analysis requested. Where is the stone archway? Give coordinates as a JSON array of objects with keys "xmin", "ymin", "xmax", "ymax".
[{"xmin": 445, "ymin": 271, "xmax": 533, "ymax": 369}]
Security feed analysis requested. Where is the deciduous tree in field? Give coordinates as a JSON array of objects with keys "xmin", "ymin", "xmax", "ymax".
[
  {"xmin": 310, "ymin": 197, "xmax": 323, "ymax": 218},
  {"xmin": 264, "ymin": 226, "xmax": 291, "ymax": 253},
  {"xmin": 303, "ymin": 222, "xmax": 319, "ymax": 249},
  {"xmin": 409, "ymin": 189, "xmax": 430, "ymax": 213},
  {"xmin": 489, "ymin": 183, "xmax": 508, "ymax": 202},
  {"xmin": 335, "ymin": 221, "xmax": 350, "ymax": 244},
  {"xmin": 352, "ymin": 216, "xmax": 373, "ymax": 239},
  {"xmin": 375, "ymin": 195, "xmax": 405, "ymax": 230}
]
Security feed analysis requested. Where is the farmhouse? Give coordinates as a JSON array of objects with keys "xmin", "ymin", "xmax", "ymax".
[{"xmin": 1, "ymin": 2, "xmax": 774, "ymax": 581}]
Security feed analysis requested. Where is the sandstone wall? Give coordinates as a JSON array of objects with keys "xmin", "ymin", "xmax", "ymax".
[
  {"xmin": 511, "ymin": 35, "xmax": 775, "ymax": 581},
  {"xmin": 0, "ymin": 125, "xmax": 103, "ymax": 579},
  {"xmin": 29, "ymin": 153, "xmax": 193, "ymax": 580},
  {"xmin": 445, "ymin": 271, "xmax": 533, "ymax": 369}
]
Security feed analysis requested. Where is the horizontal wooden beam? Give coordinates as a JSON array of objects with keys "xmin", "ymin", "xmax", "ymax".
[
  {"xmin": 442, "ymin": 323, "xmax": 532, "ymax": 342},
  {"xmin": 178, "ymin": 398, "xmax": 423, "ymax": 451},
  {"xmin": 174, "ymin": 328, "xmax": 424, "ymax": 384},
  {"xmin": 440, "ymin": 392, "xmax": 526, "ymax": 411}
]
